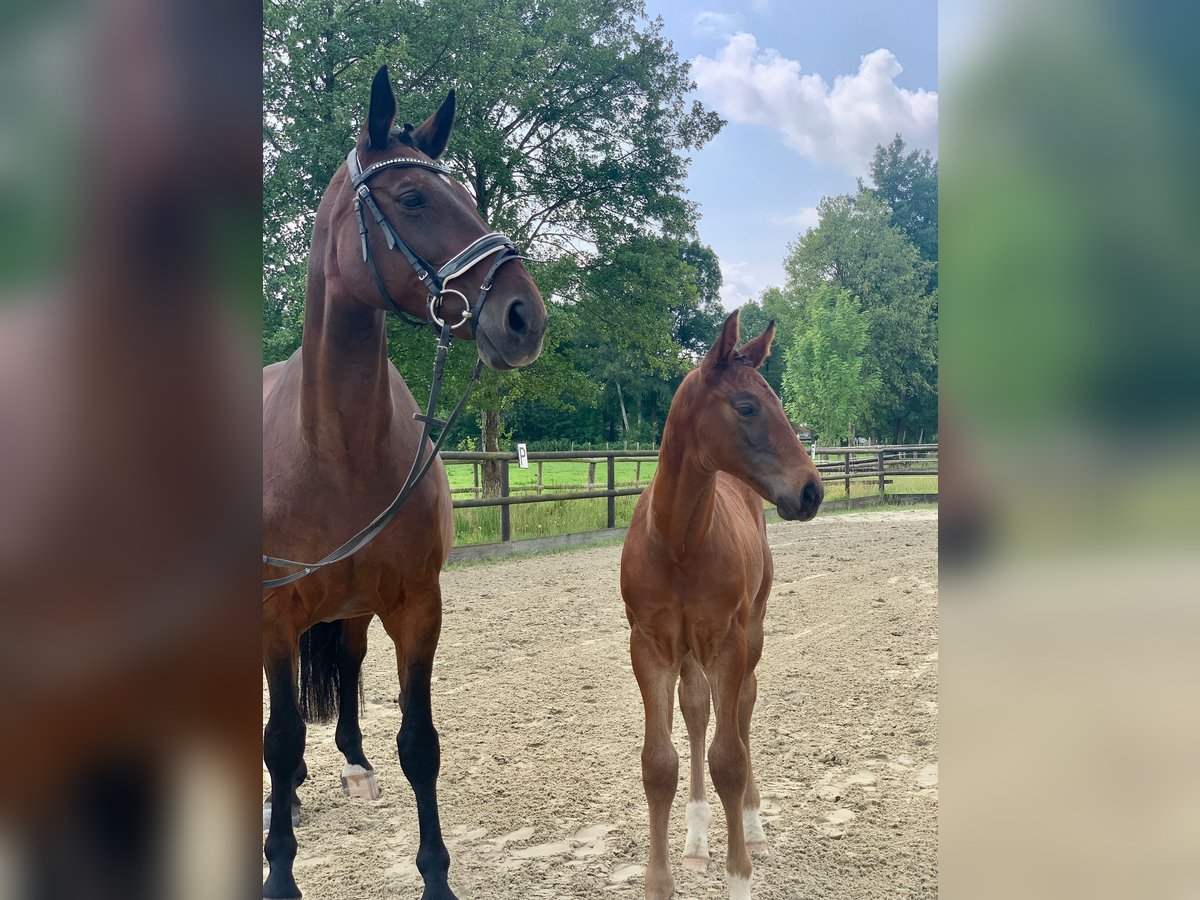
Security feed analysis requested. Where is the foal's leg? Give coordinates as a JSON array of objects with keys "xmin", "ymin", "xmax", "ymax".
[
  {"xmin": 380, "ymin": 587, "xmax": 457, "ymax": 900},
  {"xmin": 263, "ymin": 640, "xmax": 305, "ymax": 900},
  {"xmin": 740, "ymin": 613, "xmax": 768, "ymax": 856},
  {"xmin": 738, "ymin": 670, "xmax": 767, "ymax": 856},
  {"xmin": 678, "ymin": 653, "xmax": 712, "ymax": 871},
  {"xmin": 631, "ymin": 631, "xmax": 681, "ymax": 900},
  {"xmin": 700, "ymin": 632, "xmax": 753, "ymax": 900},
  {"xmin": 336, "ymin": 615, "xmax": 381, "ymax": 799}
]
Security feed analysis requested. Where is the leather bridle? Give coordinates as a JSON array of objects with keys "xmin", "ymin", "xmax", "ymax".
[
  {"xmin": 346, "ymin": 147, "xmax": 522, "ymax": 334},
  {"xmin": 263, "ymin": 147, "xmax": 524, "ymax": 590}
]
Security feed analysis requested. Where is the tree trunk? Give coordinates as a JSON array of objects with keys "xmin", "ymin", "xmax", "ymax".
[
  {"xmin": 481, "ymin": 409, "xmax": 502, "ymax": 498},
  {"xmin": 615, "ymin": 382, "xmax": 630, "ymax": 435}
]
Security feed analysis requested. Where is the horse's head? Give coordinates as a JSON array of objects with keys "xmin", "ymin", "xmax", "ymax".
[
  {"xmin": 686, "ymin": 311, "xmax": 823, "ymax": 521},
  {"xmin": 330, "ymin": 66, "xmax": 546, "ymax": 370}
]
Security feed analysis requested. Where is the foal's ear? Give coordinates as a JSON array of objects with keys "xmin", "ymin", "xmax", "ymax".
[
  {"xmin": 365, "ymin": 65, "xmax": 397, "ymax": 152},
  {"xmin": 412, "ymin": 89, "xmax": 456, "ymax": 160},
  {"xmin": 735, "ymin": 320, "xmax": 775, "ymax": 369},
  {"xmin": 701, "ymin": 310, "xmax": 741, "ymax": 376}
]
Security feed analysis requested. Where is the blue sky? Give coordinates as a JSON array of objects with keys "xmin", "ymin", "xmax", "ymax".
[{"xmin": 641, "ymin": 0, "xmax": 939, "ymax": 307}]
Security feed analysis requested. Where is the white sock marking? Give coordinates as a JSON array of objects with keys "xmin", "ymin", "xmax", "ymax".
[
  {"xmin": 743, "ymin": 806, "xmax": 766, "ymax": 844},
  {"xmin": 684, "ymin": 800, "xmax": 711, "ymax": 858},
  {"xmin": 728, "ymin": 873, "xmax": 752, "ymax": 900}
]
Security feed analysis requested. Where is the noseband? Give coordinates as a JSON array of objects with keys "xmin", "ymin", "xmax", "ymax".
[
  {"xmin": 346, "ymin": 147, "xmax": 523, "ymax": 333},
  {"xmin": 263, "ymin": 148, "xmax": 525, "ymax": 590}
]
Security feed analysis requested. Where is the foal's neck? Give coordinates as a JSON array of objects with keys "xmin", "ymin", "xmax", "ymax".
[
  {"xmin": 299, "ymin": 242, "xmax": 394, "ymax": 446},
  {"xmin": 650, "ymin": 422, "xmax": 717, "ymax": 558}
]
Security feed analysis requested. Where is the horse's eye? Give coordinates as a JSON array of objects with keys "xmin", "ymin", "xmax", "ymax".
[
  {"xmin": 397, "ymin": 191, "xmax": 426, "ymax": 209},
  {"xmin": 736, "ymin": 405, "xmax": 756, "ymax": 417}
]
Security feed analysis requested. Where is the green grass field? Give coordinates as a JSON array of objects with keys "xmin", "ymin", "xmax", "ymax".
[
  {"xmin": 444, "ymin": 459, "xmax": 658, "ymax": 493},
  {"xmin": 443, "ymin": 458, "xmax": 936, "ymax": 546}
]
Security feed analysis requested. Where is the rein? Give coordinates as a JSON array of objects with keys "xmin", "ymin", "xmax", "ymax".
[{"xmin": 262, "ymin": 148, "xmax": 523, "ymax": 590}]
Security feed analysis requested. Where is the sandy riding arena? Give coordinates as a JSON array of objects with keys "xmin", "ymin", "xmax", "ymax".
[{"xmin": 264, "ymin": 508, "xmax": 938, "ymax": 899}]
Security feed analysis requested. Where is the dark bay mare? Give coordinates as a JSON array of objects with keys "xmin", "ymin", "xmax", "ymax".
[
  {"xmin": 262, "ymin": 66, "xmax": 546, "ymax": 900},
  {"xmin": 620, "ymin": 312, "xmax": 822, "ymax": 900}
]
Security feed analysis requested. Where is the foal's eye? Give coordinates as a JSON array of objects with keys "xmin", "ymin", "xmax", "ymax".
[
  {"xmin": 736, "ymin": 405, "xmax": 756, "ymax": 417},
  {"xmin": 397, "ymin": 191, "xmax": 426, "ymax": 209}
]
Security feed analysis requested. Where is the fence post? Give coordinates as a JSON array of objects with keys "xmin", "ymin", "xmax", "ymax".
[
  {"xmin": 877, "ymin": 450, "xmax": 885, "ymax": 496},
  {"xmin": 536, "ymin": 461, "xmax": 543, "ymax": 495},
  {"xmin": 607, "ymin": 456, "xmax": 616, "ymax": 529},
  {"xmin": 587, "ymin": 461, "xmax": 596, "ymax": 491},
  {"xmin": 500, "ymin": 459, "xmax": 511, "ymax": 543},
  {"xmin": 844, "ymin": 451, "xmax": 851, "ymax": 498},
  {"xmin": 635, "ymin": 460, "xmax": 642, "ymax": 486},
  {"xmin": 472, "ymin": 462, "xmax": 480, "ymax": 499}
]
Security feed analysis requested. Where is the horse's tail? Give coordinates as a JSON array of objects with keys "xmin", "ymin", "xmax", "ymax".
[{"xmin": 298, "ymin": 621, "xmax": 342, "ymax": 724}]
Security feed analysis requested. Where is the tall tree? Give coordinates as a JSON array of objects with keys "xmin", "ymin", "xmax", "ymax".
[
  {"xmin": 783, "ymin": 192, "xmax": 936, "ymax": 442},
  {"xmin": 860, "ymin": 135, "xmax": 938, "ymax": 288},
  {"xmin": 263, "ymin": 0, "xmax": 724, "ymax": 477},
  {"xmin": 783, "ymin": 286, "xmax": 879, "ymax": 445}
]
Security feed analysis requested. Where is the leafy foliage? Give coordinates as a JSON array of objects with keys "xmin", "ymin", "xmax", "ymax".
[
  {"xmin": 759, "ymin": 136, "xmax": 938, "ymax": 444},
  {"xmin": 263, "ymin": 0, "xmax": 724, "ymax": 453},
  {"xmin": 783, "ymin": 286, "xmax": 879, "ymax": 444},
  {"xmin": 861, "ymin": 135, "xmax": 938, "ymax": 282}
]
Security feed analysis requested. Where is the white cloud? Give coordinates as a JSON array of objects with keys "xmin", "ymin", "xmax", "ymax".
[
  {"xmin": 771, "ymin": 205, "xmax": 820, "ymax": 232},
  {"xmin": 718, "ymin": 259, "xmax": 768, "ymax": 309},
  {"xmin": 692, "ymin": 11, "xmax": 743, "ymax": 38},
  {"xmin": 692, "ymin": 36, "xmax": 938, "ymax": 174}
]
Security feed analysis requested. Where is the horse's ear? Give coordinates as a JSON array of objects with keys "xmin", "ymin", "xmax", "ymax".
[
  {"xmin": 735, "ymin": 320, "xmax": 775, "ymax": 369},
  {"xmin": 412, "ymin": 89, "xmax": 456, "ymax": 160},
  {"xmin": 365, "ymin": 65, "xmax": 396, "ymax": 152},
  {"xmin": 701, "ymin": 310, "xmax": 741, "ymax": 376}
]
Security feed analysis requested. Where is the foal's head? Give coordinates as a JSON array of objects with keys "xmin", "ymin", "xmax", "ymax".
[
  {"xmin": 327, "ymin": 66, "xmax": 547, "ymax": 370},
  {"xmin": 684, "ymin": 311, "xmax": 823, "ymax": 521}
]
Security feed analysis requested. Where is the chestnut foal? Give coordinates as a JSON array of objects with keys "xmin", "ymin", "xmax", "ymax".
[{"xmin": 620, "ymin": 312, "xmax": 823, "ymax": 900}]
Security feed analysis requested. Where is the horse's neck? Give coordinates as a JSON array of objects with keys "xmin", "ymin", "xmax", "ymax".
[
  {"xmin": 650, "ymin": 424, "xmax": 717, "ymax": 557},
  {"xmin": 299, "ymin": 258, "xmax": 394, "ymax": 448}
]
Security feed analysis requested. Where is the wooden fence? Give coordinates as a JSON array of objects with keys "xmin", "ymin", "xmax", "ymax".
[{"xmin": 441, "ymin": 444, "xmax": 937, "ymax": 547}]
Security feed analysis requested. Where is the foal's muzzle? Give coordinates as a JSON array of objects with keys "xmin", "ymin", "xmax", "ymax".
[{"xmin": 776, "ymin": 476, "xmax": 823, "ymax": 522}]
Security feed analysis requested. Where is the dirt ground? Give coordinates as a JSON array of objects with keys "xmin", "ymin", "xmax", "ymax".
[{"xmin": 264, "ymin": 508, "xmax": 938, "ymax": 899}]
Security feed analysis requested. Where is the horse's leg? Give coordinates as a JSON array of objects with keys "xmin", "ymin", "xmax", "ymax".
[
  {"xmin": 678, "ymin": 653, "xmax": 712, "ymax": 872},
  {"xmin": 740, "ymin": 610, "xmax": 767, "ymax": 856},
  {"xmin": 263, "ymin": 640, "xmax": 305, "ymax": 900},
  {"xmin": 700, "ymin": 630, "xmax": 753, "ymax": 900},
  {"xmin": 262, "ymin": 757, "xmax": 305, "ymax": 831},
  {"xmin": 380, "ymin": 587, "xmax": 458, "ymax": 900},
  {"xmin": 631, "ymin": 630, "xmax": 681, "ymax": 900},
  {"xmin": 336, "ymin": 614, "xmax": 381, "ymax": 799}
]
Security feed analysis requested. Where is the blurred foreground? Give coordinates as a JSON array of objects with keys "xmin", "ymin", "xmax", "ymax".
[
  {"xmin": 941, "ymin": 0, "xmax": 1199, "ymax": 897},
  {"xmin": 0, "ymin": 0, "xmax": 260, "ymax": 896}
]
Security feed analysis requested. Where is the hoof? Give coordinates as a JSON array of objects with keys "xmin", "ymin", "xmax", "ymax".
[
  {"xmin": 263, "ymin": 798, "xmax": 300, "ymax": 830},
  {"xmin": 747, "ymin": 840, "xmax": 770, "ymax": 857},
  {"xmin": 682, "ymin": 853, "xmax": 710, "ymax": 872},
  {"xmin": 341, "ymin": 764, "xmax": 381, "ymax": 800},
  {"xmin": 262, "ymin": 871, "xmax": 301, "ymax": 900}
]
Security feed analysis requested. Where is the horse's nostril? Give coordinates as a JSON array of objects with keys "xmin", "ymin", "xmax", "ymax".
[
  {"xmin": 802, "ymin": 479, "xmax": 822, "ymax": 509},
  {"xmin": 506, "ymin": 299, "xmax": 527, "ymax": 337}
]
